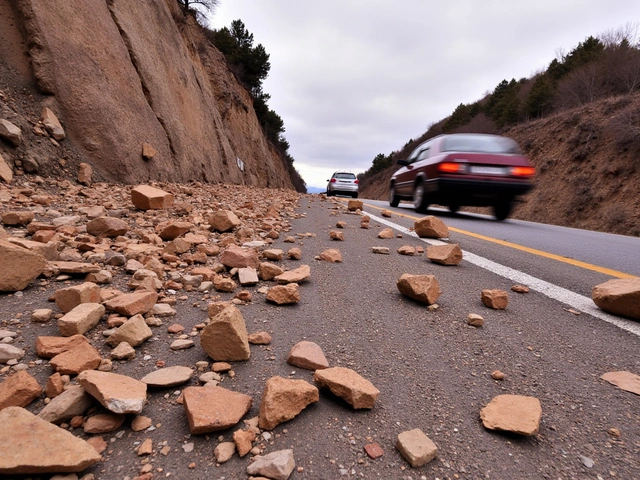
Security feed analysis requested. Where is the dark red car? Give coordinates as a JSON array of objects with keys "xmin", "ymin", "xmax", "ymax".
[{"xmin": 389, "ymin": 133, "xmax": 535, "ymax": 220}]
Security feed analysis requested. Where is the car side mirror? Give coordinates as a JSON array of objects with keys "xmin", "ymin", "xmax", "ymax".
[{"xmin": 397, "ymin": 159, "xmax": 409, "ymax": 166}]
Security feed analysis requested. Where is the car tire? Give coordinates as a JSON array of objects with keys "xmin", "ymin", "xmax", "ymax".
[
  {"xmin": 352, "ymin": 193, "xmax": 358, "ymax": 198},
  {"xmin": 413, "ymin": 181, "xmax": 429, "ymax": 213},
  {"xmin": 493, "ymin": 201, "xmax": 513, "ymax": 221},
  {"xmin": 448, "ymin": 204, "xmax": 460, "ymax": 213},
  {"xmin": 389, "ymin": 185, "xmax": 400, "ymax": 207}
]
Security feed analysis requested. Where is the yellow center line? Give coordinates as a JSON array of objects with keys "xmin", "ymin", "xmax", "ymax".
[{"xmin": 356, "ymin": 201, "xmax": 636, "ymax": 279}]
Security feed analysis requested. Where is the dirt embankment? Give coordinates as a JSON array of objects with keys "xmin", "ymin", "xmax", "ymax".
[
  {"xmin": 0, "ymin": 0, "xmax": 293, "ymax": 188},
  {"xmin": 360, "ymin": 93, "xmax": 640, "ymax": 236}
]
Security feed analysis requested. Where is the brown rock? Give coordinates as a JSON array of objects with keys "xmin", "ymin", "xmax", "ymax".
[
  {"xmin": 377, "ymin": 228, "xmax": 394, "ymax": 239},
  {"xmin": 237, "ymin": 267, "xmax": 259, "ymax": 286},
  {"xmin": 592, "ymin": 278, "xmax": 640, "ymax": 320},
  {"xmin": 414, "ymin": 216, "xmax": 449, "ymax": 238},
  {"xmin": 44, "ymin": 261, "xmax": 101, "ymax": 276},
  {"xmin": 214, "ymin": 441, "xmax": 236, "ymax": 463},
  {"xmin": 77, "ymin": 163, "xmax": 92, "ymax": 186},
  {"xmin": 131, "ymin": 185, "xmax": 174, "ymax": 210},
  {"xmin": 258, "ymin": 376, "xmax": 319, "ymax": 430},
  {"xmin": 7, "ymin": 237, "xmax": 58, "ymax": 261},
  {"xmin": 131, "ymin": 415, "xmax": 153, "ymax": 431},
  {"xmin": 246, "ymin": 449, "xmax": 296, "ymax": 479},
  {"xmin": 480, "ymin": 394, "xmax": 542, "ymax": 436},
  {"xmin": 200, "ymin": 306, "xmax": 250, "ymax": 361},
  {"xmin": 58, "ymin": 303, "xmax": 105, "ymax": 336},
  {"xmin": 110, "ymin": 341, "xmax": 136, "ymax": 360},
  {"xmin": 36, "ymin": 334, "xmax": 89, "ymax": 359},
  {"xmin": 45, "ymin": 372, "xmax": 65, "ymax": 398},
  {"xmin": 140, "ymin": 366, "xmax": 194, "ymax": 388},
  {"xmin": 491, "ymin": 370, "xmax": 505, "ymax": 380},
  {"xmin": 183, "ymin": 386, "xmax": 252, "ymax": 434},
  {"xmin": 426, "ymin": 244, "xmax": 463, "ymax": 265},
  {"xmin": 142, "ymin": 142, "xmax": 157, "ymax": 159},
  {"xmin": 40, "ymin": 107, "xmax": 66, "ymax": 140},
  {"xmin": 319, "ymin": 248, "xmax": 342, "ymax": 263},
  {"xmin": 54, "ymin": 282, "xmax": 101, "ymax": 314},
  {"xmin": 397, "ymin": 274, "xmax": 441, "ymax": 305},
  {"xmin": 86, "ymin": 216, "xmax": 128, "ymax": 237},
  {"xmin": 262, "ymin": 248, "xmax": 284, "ymax": 261},
  {"xmin": 38, "ymin": 385, "xmax": 93, "ymax": 424},
  {"xmin": 155, "ymin": 220, "xmax": 193, "ymax": 240},
  {"xmin": 0, "ymin": 406, "xmax": 101, "ymax": 474},
  {"xmin": 381, "ymin": 209, "xmax": 392, "ymax": 217},
  {"xmin": 481, "ymin": 289, "xmax": 509, "ymax": 309},
  {"xmin": 0, "ymin": 240, "xmax": 46, "ymax": 292},
  {"xmin": 274, "ymin": 264, "xmax": 311, "ymax": 284},
  {"xmin": 364, "ymin": 442, "xmax": 384, "ymax": 459},
  {"xmin": 287, "ymin": 247, "xmax": 302, "ymax": 260},
  {"xmin": 601, "ymin": 371, "xmax": 640, "ymax": 395},
  {"xmin": 467, "ymin": 313, "xmax": 484, "ymax": 327},
  {"xmin": 259, "ymin": 262, "xmax": 285, "ymax": 280},
  {"xmin": 329, "ymin": 230, "xmax": 344, "ymax": 241},
  {"xmin": 77, "ymin": 370, "xmax": 147, "ymax": 414},
  {"xmin": 396, "ymin": 428, "xmax": 438, "ymax": 467},
  {"xmin": 2, "ymin": 211, "xmax": 34, "ymax": 226},
  {"xmin": 87, "ymin": 436, "xmax": 108, "ymax": 454},
  {"xmin": 83, "ymin": 413, "xmax": 125, "ymax": 433},
  {"xmin": 347, "ymin": 199, "xmax": 363, "ymax": 211},
  {"xmin": 248, "ymin": 331, "xmax": 272, "ymax": 345},
  {"xmin": 0, "ymin": 119, "xmax": 22, "ymax": 146},
  {"xmin": 105, "ymin": 314, "xmax": 153, "ymax": 347},
  {"xmin": 137, "ymin": 438, "xmax": 153, "ymax": 456},
  {"xmin": 209, "ymin": 210, "xmax": 242, "ymax": 233},
  {"xmin": 397, "ymin": 245, "xmax": 416, "ymax": 255},
  {"xmin": 0, "ymin": 371, "xmax": 42, "ymax": 410},
  {"xmin": 103, "ymin": 290, "xmax": 158, "ymax": 316},
  {"xmin": 266, "ymin": 283, "xmax": 301, "ymax": 305},
  {"xmin": 0, "ymin": 153, "xmax": 13, "ymax": 183},
  {"xmin": 233, "ymin": 429, "xmax": 256, "ymax": 457},
  {"xmin": 50, "ymin": 341, "xmax": 102, "ymax": 375},
  {"xmin": 512, "ymin": 284, "xmax": 530, "ymax": 293},
  {"xmin": 287, "ymin": 341, "xmax": 329, "ymax": 370},
  {"xmin": 212, "ymin": 362, "xmax": 232, "ymax": 373},
  {"xmin": 219, "ymin": 245, "xmax": 259, "ymax": 269},
  {"xmin": 313, "ymin": 366, "xmax": 379, "ymax": 409}
]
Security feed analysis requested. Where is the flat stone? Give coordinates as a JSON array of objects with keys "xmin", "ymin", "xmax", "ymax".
[
  {"xmin": 58, "ymin": 303, "xmax": 105, "ymax": 336},
  {"xmin": 131, "ymin": 185, "xmax": 174, "ymax": 210},
  {"xmin": 103, "ymin": 291, "xmax": 158, "ymax": 316},
  {"xmin": 40, "ymin": 107, "xmax": 66, "ymax": 140},
  {"xmin": 274, "ymin": 264, "xmax": 311, "ymax": 284},
  {"xmin": 183, "ymin": 386, "xmax": 252, "ymax": 434},
  {"xmin": 426, "ymin": 244, "xmax": 463, "ymax": 265},
  {"xmin": 592, "ymin": 278, "xmax": 640, "ymax": 320},
  {"xmin": 110, "ymin": 342, "xmax": 136, "ymax": 360},
  {"xmin": 414, "ymin": 216, "xmax": 449, "ymax": 238},
  {"xmin": 50, "ymin": 341, "xmax": 102, "ymax": 375},
  {"xmin": 287, "ymin": 341, "xmax": 329, "ymax": 370},
  {"xmin": 0, "ymin": 371, "xmax": 42, "ymax": 410},
  {"xmin": 54, "ymin": 282, "xmax": 101, "ymax": 314},
  {"xmin": 248, "ymin": 331, "xmax": 272, "ymax": 345},
  {"xmin": 170, "ymin": 339, "xmax": 195, "ymax": 350},
  {"xmin": 371, "ymin": 246, "xmax": 390, "ymax": 254},
  {"xmin": 155, "ymin": 221, "xmax": 193, "ymax": 240},
  {"xmin": 141, "ymin": 366, "xmax": 193, "ymax": 387},
  {"xmin": 83, "ymin": 413, "xmax": 125, "ymax": 434},
  {"xmin": 262, "ymin": 248, "xmax": 284, "ymax": 261},
  {"xmin": 2, "ymin": 211, "xmax": 34, "ymax": 226},
  {"xmin": 131, "ymin": 415, "xmax": 153, "ymax": 431},
  {"xmin": 397, "ymin": 245, "xmax": 416, "ymax": 255},
  {"xmin": 105, "ymin": 314, "xmax": 153, "ymax": 347},
  {"xmin": 32, "ymin": 308, "xmax": 54, "ymax": 323},
  {"xmin": 0, "ymin": 344, "xmax": 25, "ymax": 363},
  {"xmin": 38, "ymin": 386, "xmax": 93, "ymax": 423},
  {"xmin": 0, "ymin": 406, "xmax": 101, "ymax": 474},
  {"xmin": 480, "ymin": 394, "xmax": 542, "ymax": 436},
  {"xmin": 364, "ymin": 442, "xmax": 384, "ymax": 459},
  {"xmin": 238, "ymin": 267, "xmax": 259, "ymax": 286},
  {"xmin": 397, "ymin": 274, "xmax": 441, "ymax": 305},
  {"xmin": 258, "ymin": 376, "xmax": 319, "ymax": 430},
  {"xmin": 36, "ymin": 335, "xmax": 89, "ymax": 359},
  {"xmin": 601, "ymin": 371, "xmax": 640, "ymax": 396},
  {"xmin": 313, "ymin": 366, "xmax": 379, "ymax": 409},
  {"xmin": 200, "ymin": 306, "xmax": 250, "ymax": 361},
  {"xmin": 78, "ymin": 370, "xmax": 147, "ymax": 414},
  {"xmin": 44, "ymin": 261, "xmax": 101, "ymax": 276},
  {"xmin": 246, "ymin": 449, "xmax": 295, "ymax": 480},
  {"xmin": 396, "ymin": 428, "xmax": 438, "ymax": 467}
]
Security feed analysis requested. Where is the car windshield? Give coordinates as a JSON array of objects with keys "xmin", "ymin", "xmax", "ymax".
[
  {"xmin": 334, "ymin": 173, "xmax": 356, "ymax": 179},
  {"xmin": 442, "ymin": 135, "xmax": 522, "ymax": 154}
]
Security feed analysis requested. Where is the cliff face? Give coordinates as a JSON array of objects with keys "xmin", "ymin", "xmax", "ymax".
[{"xmin": 0, "ymin": 0, "xmax": 293, "ymax": 188}]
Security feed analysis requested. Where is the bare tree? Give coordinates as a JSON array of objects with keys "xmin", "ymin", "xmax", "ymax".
[{"xmin": 177, "ymin": 0, "xmax": 219, "ymax": 16}]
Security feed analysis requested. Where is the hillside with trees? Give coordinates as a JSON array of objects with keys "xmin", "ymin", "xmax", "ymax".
[{"xmin": 358, "ymin": 26, "xmax": 640, "ymax": 236}]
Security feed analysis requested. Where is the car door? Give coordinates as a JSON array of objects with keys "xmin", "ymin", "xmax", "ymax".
[{"xmin": 394, "ymin": 146, "xmax": 423, "ymax": 195}]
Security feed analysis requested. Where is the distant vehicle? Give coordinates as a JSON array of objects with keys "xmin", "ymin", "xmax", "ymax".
[
  {"xmin": 326, "ymin": 172, "xmax": 359, "ymax": 198},
  {"xmin": 389, "ymin": 133, "xmax": 535, "ymax": 220}
]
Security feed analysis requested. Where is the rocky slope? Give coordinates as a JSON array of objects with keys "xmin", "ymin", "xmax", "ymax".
[
  {"xmin": 360, "ymin": 93, "xmax": 640, "ymax": 236},
  {"xmin": 0, "ymin": 0, "xmax": 294, "ymax": 188}
]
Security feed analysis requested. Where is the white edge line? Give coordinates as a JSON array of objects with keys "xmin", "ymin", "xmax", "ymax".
[{"xmin": 367, "ymin": 212, "xmax": 640, "ymax": 337}]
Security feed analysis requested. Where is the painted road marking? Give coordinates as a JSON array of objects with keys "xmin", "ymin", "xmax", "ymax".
[
  {"xmin": 362, "ymin": 203, "xmax": 635, "ymax": 279},
  {"xmin": 367, "ymin": 212, "xmax": 640, "ymax": 337}
]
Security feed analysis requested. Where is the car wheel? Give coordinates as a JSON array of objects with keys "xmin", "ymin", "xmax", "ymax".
[
  {"xmin": 389, "ymin": 185, "xmax": 400, "ymax": 207},
  {"xmin": 413, "ymin": 182, "xmax": 429, "ymax": 213},
  {"xmin": 448, "ymin": 204, "xmax": 460, "ymax": 214},
  {"xmin": 352, "ymin": 193, "xmax": 359, "ymax": 198},
  {"xmin": 493, "ymin": 201, "xmax": 513, "ymax": 221}
]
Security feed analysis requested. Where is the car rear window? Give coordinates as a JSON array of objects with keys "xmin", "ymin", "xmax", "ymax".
[
  {"xmin": 334, "ymin": 173, "xmax": 356, "ymax": 179},
  {"xmin": 442, "ymin": 135, "xmax": 522, "ymax": 154}
]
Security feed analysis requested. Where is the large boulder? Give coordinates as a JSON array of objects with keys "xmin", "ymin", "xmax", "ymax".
[
  {"xmin": 397, "ymin": 274, "xmax": 441, "ymax": 305},
  {"xmin": 426, "ymin": 244, "xmax": 463, "ymax": 265},
  {"xmin": 131, "ymin": 185, "xmax": 174, "ymax": 210},
  {"xmin": 414, "ymin": 216, "xmax": 449, "ymax": 238},
  {"xmin": 592, "ymin": 278, "xmax": 640, "ymax": 320},
  {"xmin": 209, "ymin": 210, "xmax": 241, "ymax": 232},
  {"xmin": 0, "ymin": 240, "xmax": 46, "ymax": 292}
]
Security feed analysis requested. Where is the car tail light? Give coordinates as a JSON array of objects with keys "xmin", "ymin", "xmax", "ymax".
[
  {"xmin": 438, "ymin": 162, "xmax": 465, "ymax": 173},
  {"xmin": 354, "ymin": 179, "xmax": 359, "ymax": 184},
  {"xmin": 510, "ymin": 166, "xmax": 535, "ymax": 177},
  {"xmin": 330, "ymin": 178, "xmax": 337, "ymax": 183}
]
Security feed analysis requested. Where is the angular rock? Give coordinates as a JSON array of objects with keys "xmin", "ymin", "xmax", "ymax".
[
  {"xmin": 263, "ymin": 248, "xmax": 284, "ymax": 261},
  {"xmin": 103, "ymin": 291, "xmax": 158, "ymax": 316},
  {"xmin": 0, "ymin": 240, "xmax": 46, "ymax": 291},
  {"xmin": 371, "ymin": 246, "xmax": 390, "ymax": 254},
  {"xmin": 238, "ymin": 267, "xmax": 259, "ymax": 286},
  {"xmin": 54, "ymin": 282, "xmax": 101, "ymax": 314},
  {"xmin": 426, "ymin": 244, "xmax": 463, "ymax": 265},
  {"xmin": 44, "ymin": 261, "xmax": 101, "ymax": 276},
  {"xmin": 200, "ymin": 306, "xmax": 250, "ymax": 361},
  {"xmin": 36, "ymin": 335, "xmax": 89, "ymax": 359},
  {"xmin": 480, "ymin": 394, "xmax": 542, "ymax": 436},
  {"xmin": 0, "ymin": 371, "xmax": 42, "ymax": 410},
  {"xmin": 601, "ymin": 371, "xmax": 640, "ymax": 396},
  {"xmin": 512, "ymin": 284, "xmax": 530, "ymax": 293},
  {"xmin": 266, "ymin": 284, "xmax": 301, "ymax": 305},
  {"xmin": 397, "ymin": 274, "xmax": 441, "ymax": 305},
  {"xmin": 0, "ymin": 119, "xmax": 22, "ymax": 146},
  {"xmin": 86, "ymin": 216, "xmax": 128, "ymax": 238},
  {"xmin": 467, "ymin": 313, "xmax": 484, "ymax": 327},
  {"xmin": 0, "ymin": 407, "xmax": 101, "ymax": 474},
  {"xmin": 397, "ymin": 245, "xmax": 416, "ymax": 255},
  {"xmin": 414, "ymin": 216, "xmax": 449, "ymax": 238},
  {"xmin": 142, "ymin": 142, "xmax": 157, "ymax": 159},
  {"xmin": 2, "ymin": 211, "xmax": 34, "ymax": 226},
  {"xmin": 396, "ymin": 428, "xmax": 438, "ymax": 467},
  {"xmin": 58, "ymin": 303, "xmax": 105, "ymax": 336},
  {"xmin": 214, "ymin": 442, "xmax": 236, "ymax": 463},
  {"xmin": 50, "ymin": 341, "xmax": 102, "ymax": 375},
  {"xmin": 287, "ymin": 247, "xmax": 302, "ymax": 260},
  {"xmin": 219, "ymin": 245, "xmax": 259, "ymax": 269},
  {"xmin": 78, "ymin": 370, "xmax": 147, "ymax": 414},
  {"xmin": 45, "ymin": 373, "xmax": 65, "ymax": 398},
  {"xmin": 592, "ymin": 278, "xmax": 640, "ymax": 320},
  {"xmin": 38, "ymin": 385, "xmax": 93, "ymax": 424},
  {"xmin": 364, "ymin": 442, "xmax": 384, "ymax": 459},
  {"xmin": 313, "ymin": 366, "xmax": 379, "ymax": 409},
  {"xmin": 131, "ymin": 415, "xmax": 153, "ymax": 431},
  {"xmin": 0, "ymin": 344, "xmax": 25, "ymax": 363},
  {"xmin": 258, "ymin": 376, "xmax": 319, "ymax": 430},
  {"xmin": 209, "ymin": 210, "xmax": 242, "ymax": 233},
  {"xmin": 481, "ymin": 289, "xmax": 509, "ymax": 309},
  {"xmin": 141, "ymin": 366, "xmax": 194, "ymax": 388},
  {"xmin": 183, "ymin": 386, "xmax": 252, "ymax": 434},
  {"xmin": 246, "ymin": 449, "xmax": 295, "ymax": 480},
  {"xmin": 110, "ymin": 341, "xmax": 136, "ymax": 360},
  {"xmin": 259, "ymin": 262, "xmax": 285, "ymax": 280},
  {"xmin": 347, "ymin": 199, "xmax": 363, "ymax": 211},
  {"xmin": 329, "ymin": 230, "xmax": 344, "ymax": 241},
  {"xmin": 77, "ymin": 163, "xmax": 92, "ymax": 186},
  {"xmin": 0, "ymin": 153, "xmax": 12, "ymax": 183},
  {"xmin": 287, "ymin": 341, "xmax": 329, "ymax": 370},
  {"xmin": 248, "ymin": 331, "xmax": 272, "ymax": 345},
  {"xmin": 105, "ymin": 314, "xmax": 153, "ymax": 347},
  {"xmin": 83, "ymin": 413, "xmax": 125, "ymax": 433},
  {"xmin": 131, "ymin": 185, "xmax": 174, "ymax": 210},
  {"xmin": 155, "ymin": 220, "xmax": 192, "ymax": 240},
  {"xmin": 274, "ymin": 264, "xmax": 311, "ymax": 284},
  {"xmin": 7, "ymin": 237, "xmax": 57, "ymax": 260},
  {"xmin": 40, "ymin": 107, "xmax": 66, "ymax": 140},
  {"xmin": 233, "ymin": 428, "xmax": 256, "ymax": 457},
  {"xmin": 377, "ymin": 228, "xmax": 394, "ymax": 239},
  {"xmin": 319, "ymin": 248, "xmax": 342, "ymax": 263}
]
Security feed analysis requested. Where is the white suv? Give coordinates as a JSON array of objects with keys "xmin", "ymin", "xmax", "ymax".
[{"xmin": 326, "ymin": 172, "xmax": 359, "ymax": 198}]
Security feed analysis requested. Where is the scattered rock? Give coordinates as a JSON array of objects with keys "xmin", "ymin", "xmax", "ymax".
[
  {"xmin": 511, "ymin": 284, "xmax": 530, "ymax": 293},
  {"xmin": 50, "ymin": 341, "xmax": 102, "ymax": 375},
  {"xmin": 141, "ymin": 366, "xmax": 193, "ymax": 388},
  {"xmin": 238, "ymin": 267, "xmax": 259, "ymax": 286},
  {"xmin": 246, "ymin": 449, "xmax": 295, "ymax": 480},
  {"xmin": 396, "ymin": 428, "xmax": 438, "ymax": 467},
  {"xmin": 397, "ymin": 274, "xmax": 441, "ymax": 305},
  {"xmin": 131, "ymin": 185, "xmax": 174, "ymax": 210},
  {"xmin": 600, "ymin": 371, "xmax": 640, "ymax": 396},
  {"xmin": 287, "ymin": 341, "xmax": 329, "ymax": 370},
  {"xmin": 209, "ymin": 210, "xmax": 241, "ymax": 233},
  {"xmin": 397, "ymin": 245, "xmax": 416, "ymax": 255},
  {"xmin": 131, "ymin": 415, "xmax": 153, "ymax": 432},
  {"xmin": 77, "ymin": 163, "xmax": 92, "ymax": 186},
  {"xmin": 592, "ymin": 278, "xmax": 640, "ymax": 320},
  {"xmin": 103, "ymin": 291, "xmax": 158, "ymax": 316},
  {"xmin": 266, "ymin": 284, "xmax": 301, "ymax": 305},
  {"xmin": 481, "ymin": 289, "xmax": 509, "ymax": 309},
  {"xmin": 0, "ymin": 153, "xmax": 13, "ymax": 183},
  {"xmin": 313, "ymin": 366, "xmax": 379, "ymax": 409},
  {"xmin": 347, "ymin": 200, "xmax": 363, "ymax": 211},
  {"xmin": 233, "ymin": 428, "xmax": 256, "ymax": 457},
  {"xmin": 258, "ymin": 376, "xmax": 319, "ymax": 430},
  {"xmin": 85, "ymin": 216, "xmax": 128, "ymax": 237},
  {"xmin": 38, "ymin": 385, "xmax": 93, "ymax": 424},
  {"xmin": 58, "ymin": 303, "xmax": 105, "ymax": 336},
  {"xmin": 480, "ymin": 394, "xmax": 542, "ymax": 436},
  {"xmin": 329, "ymin": 230, "xmax": 344, "ymax": 241},
  {"xmin": 83, "ymin": 412, "xmax": 125, "ymax": 433},
  {"xmin": 371, "ymin": 246, "xmax": 390, "ymax": 254},
  {"xmin": 426, "ymin": 244, "xmax": 463, "ymax": 265},
  {"xmin": 0, "ymin": 344, "xmax": 25, "ymax": 364},
  {"xmin": 214, "ymin": 442, "xmax": 236, "ymax": 463},
  {"xmin": 183, "ymin": 386, "xmax": 252, "ymax": 434},
  {"xmin": 77, "ymin": 370, "xmax": 147, "ymax": 414},
  {"xmin": 414, "ymin": 216, "xmax": 449, "ymax": 238},
  {"xmin": 0, "ymin": 371, "xmax": 42, "ymax": 410},
  {"xmin": 467, "ymin": 313, "xmax": 484, "ymax": 327},
  {"xmin": 0, "ymin": 240, "xmax": 46, "ymax": 292},
  {"xmin": 110, "ymin": 342, "xmax": 136, "ymax": 360},
  {"xmin": 2, "ymin": 211, "xmax": 34, "ymax": 226},
  {"xmin": 274, "ymin": 264, "xmax": 310, "ymax": 284},
  {"xmin": 0, "ymin": 119, "xmax": 22, "ymax": 146},
  {"xmin": 364, "ymin": 442, "xmax": 384, "ymax": 459},
  {"xmin": 105, "ymin": 314, "xmax": 153, "ymax": 347},
  {"xmin": 36, "ymin": 335, "xmax": 89, "ymax": 359},
  {"xmin": 219, "ymin": 245, "xmax": 260, "ymax": 269},
  {"xmin": 381, "ymin": 209, "xmax": 392, "ymax": 217},
  {"xmin": 248, "ymin": 331, "xmax": 272, "ymax": 345},
  {"xmin": 200, "ymin": 306, "xmax": 250, "ymax": 361},
  {"xmin": 259, "ymin": 262, "xmax": 285, "ymax": 281},
  {"xmin": 377, "ymin": 228, "xmax": 394, "ymax": 239},
  {"xmin": 54, "ymin": 282, "xmax": 101, "ymax": 314},
  {"xmin": 491, "ymin": 370, "xmax": 505, "ymax": 380},
  {"xmin": 318, "ymin": 249, "xmax": 342, "ymax": 263}
]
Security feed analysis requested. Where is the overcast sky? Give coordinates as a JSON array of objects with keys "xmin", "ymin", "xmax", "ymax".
[{"xmin": 209, "ymin": 1, "xmax": 640, "ymax": 190}]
